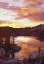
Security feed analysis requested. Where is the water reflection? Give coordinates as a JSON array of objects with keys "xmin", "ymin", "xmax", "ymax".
[
  {"xmin": 13, "ymin": 36, "xmax": 44, "ymax": 60},
  {"xmin": 36, "ymin": 37, "xmax": 44, "ymax": 42}
]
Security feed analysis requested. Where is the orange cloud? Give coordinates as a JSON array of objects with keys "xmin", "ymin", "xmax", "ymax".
[
  {"xmin": 24, "ymin": 0, "xmax": 43, "ymax": 6},
  {"xmin": 11, "ymin": 7, "xmax": 44, "ymax": 22},
  {"xmin": 0, "ymin": 0, "xmax": 44, "ymax": 28}
]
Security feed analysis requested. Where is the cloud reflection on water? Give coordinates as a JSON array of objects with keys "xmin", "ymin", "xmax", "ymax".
[{"xmin": 15, "ymin": 36, "xmax": 44, "ymax": 60}]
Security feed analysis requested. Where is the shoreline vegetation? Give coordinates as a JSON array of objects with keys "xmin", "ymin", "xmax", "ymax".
[
  {"xmin": 0, "ymin": 24, "xmax": 44, "ymax": 37},
  {"xmin": 0, "ymin": 24, "xmax": 44, "ymax": 64}
]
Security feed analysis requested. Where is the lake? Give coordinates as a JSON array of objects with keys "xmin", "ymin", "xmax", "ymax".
[{"xmin": 10, "ymin": 36, "xmax": 44, "ymax": 60}]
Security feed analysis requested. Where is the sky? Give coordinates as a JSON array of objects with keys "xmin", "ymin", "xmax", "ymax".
[{"xmin": 0, "ymin": 0, "xmax": 44, "ymax": 28}]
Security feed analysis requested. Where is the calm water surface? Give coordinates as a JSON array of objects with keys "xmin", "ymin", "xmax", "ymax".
[{"xmin": 11, "ymin": 36, "xmax": 44, "ymax": 60}]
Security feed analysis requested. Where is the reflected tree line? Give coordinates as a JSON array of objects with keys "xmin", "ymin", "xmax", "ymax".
[
  {"xmin": 36, "ymin": 36, "xmax": 44, "ymax": 42},
  {"xmin": 0, "ymin": 37, "xmax": 44, "ymax": 64},
  {"xmin": 0, "ymin": 37, "xmax": 21, "ymax": 60}
]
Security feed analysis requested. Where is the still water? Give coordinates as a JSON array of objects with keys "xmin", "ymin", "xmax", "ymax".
[{"xmin": 10, "ymin": 36, "xmax": 44, "ymax": 60}]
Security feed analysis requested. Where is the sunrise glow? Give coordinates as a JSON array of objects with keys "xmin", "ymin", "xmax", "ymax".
[{"xmin": 0, "ymin": 0, "xmax": 44, "ymax": 28}]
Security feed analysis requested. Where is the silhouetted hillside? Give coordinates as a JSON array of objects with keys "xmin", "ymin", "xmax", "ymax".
[{"xmin": 0, "ymin": 24, "xmax": 44, "ymax": 36}]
